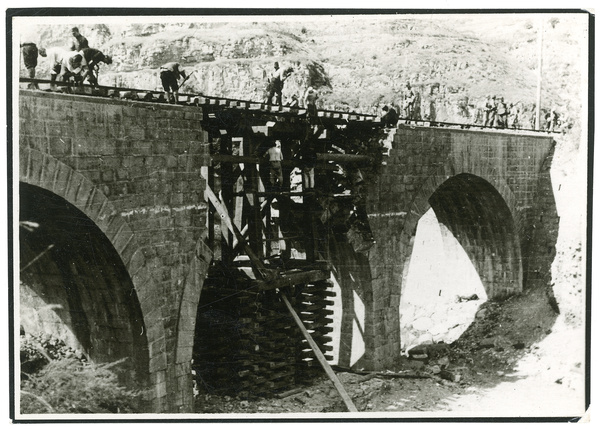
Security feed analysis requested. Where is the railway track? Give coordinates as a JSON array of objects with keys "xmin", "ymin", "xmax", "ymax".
[{"xmin": 18, "ymin": 78, "xmax": 560, "ymax": 135}]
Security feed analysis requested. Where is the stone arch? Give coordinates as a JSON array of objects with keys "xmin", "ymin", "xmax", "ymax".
[
  {"xmin": 20, "ymin": 148, "xmax": 215, "ymax": 412},
  {"xmin": 19, "ymin": 148, "xmax": 154, "ymax": 388},
  {"xmin": 19, "ymin": 182, "xmax": 150, "ymax": 386},
  {"xmin": 399, "ymin": 157, "xmax": 523, "ymax": 300}
]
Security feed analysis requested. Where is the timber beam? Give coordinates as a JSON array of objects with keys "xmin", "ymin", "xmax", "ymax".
[
  {"xmin": 212, "ymin": 153, "xmax": 373, "ymax": 165},
  {"xmin": 255, "ymin": 269, "xmax": 331, "ymax": 291}
]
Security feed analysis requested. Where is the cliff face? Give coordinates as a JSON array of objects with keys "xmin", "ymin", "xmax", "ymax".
[{"xmin": 21, "ymin": 15, "xmax": 586, "ymax": 126}]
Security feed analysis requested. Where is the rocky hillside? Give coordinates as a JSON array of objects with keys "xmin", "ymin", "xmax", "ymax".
[{"xmin": 22, "ymin": 14, "xmax": 587, "ymax": 126}]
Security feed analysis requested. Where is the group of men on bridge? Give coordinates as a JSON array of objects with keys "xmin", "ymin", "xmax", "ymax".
[
  {"xmin": 481, "ymin": 96, "xmax": 560, "ymax": 131},
  {"xmin": 20, "ymin": 27, "xmax": 113, "ymax": 90},
  {"xmin": 20, "ymin": 26, "xmax": 192, "ymax": 104}
]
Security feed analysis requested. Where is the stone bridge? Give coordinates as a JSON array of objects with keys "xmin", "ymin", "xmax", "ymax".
[{"xmin": 17, "ymin": 89, "xmax": 557, "ymax": 413}]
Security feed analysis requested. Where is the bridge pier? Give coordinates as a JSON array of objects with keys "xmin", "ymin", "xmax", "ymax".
[{"xmin": 357, "ymin": 125, "xmax": 557, "ymax": 368}]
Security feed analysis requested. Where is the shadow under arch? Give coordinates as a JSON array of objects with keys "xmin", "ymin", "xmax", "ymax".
[
  {"xmin": 401, "ymin": 165, "xmax": 523, "ymax": 301},
  {"xmin": 19, "ymin": 182, "xmax": 149, "ymax": 386},
  {"xmin": 429, "ymin": 173, "xmax": 522, "ymax": 299}
]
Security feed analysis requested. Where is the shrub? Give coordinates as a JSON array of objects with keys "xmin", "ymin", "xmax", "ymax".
[
  {"xmin": 20, "ymin": 333, "xmax": 84, "ymax": 376},
  {"xmin": 20, "ymin": 334, "xmax": 143, "ymax": 414}
]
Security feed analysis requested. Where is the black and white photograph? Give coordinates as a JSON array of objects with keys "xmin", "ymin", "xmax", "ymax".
[{"xmin": 7, "ymin": 7, "xmax": 592, "ymax": 422}]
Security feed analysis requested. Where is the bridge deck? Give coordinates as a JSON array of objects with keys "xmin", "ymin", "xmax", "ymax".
[{"xmin": 19, "ymin": 78, "xmax": 559, "ymax": 135}]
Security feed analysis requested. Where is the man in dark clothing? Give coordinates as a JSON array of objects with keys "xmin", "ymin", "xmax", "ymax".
[
  {"xmin": 70, "ymin": 27, "xmax": 89, "ymax": 51},
  {"xmin": 299, "ymin": 137, "xmax": 317, "ymax": 190},
  {"xmin": 159, "ymin": 62, "xmax": 187, "ymax": 103},
  {"xmin": 286, "ymin": 94, "xmax": 299, "ymax": 107},
  {"xmin": 381, "ymin": 105, "xmax": 399, "ymax": 127},
  {"xmin": 81, "ymin": 48, "xmax": 112, "ymax": 86},
  {"xmin": 21, "ymin": 43, "xmax": 46, "ymax": 89}
]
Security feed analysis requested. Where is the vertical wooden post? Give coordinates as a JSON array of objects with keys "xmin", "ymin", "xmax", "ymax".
[
  {"xmin": 207, "ymin": 139, "xmax": 216, "ymax": 259},
  {"xmin": 220, "ymin": 132, "xmax": 234, "ymax": 265},
  {"xmin": 245, "ymin": 136, "xmax": 263, "ymax": 259}
]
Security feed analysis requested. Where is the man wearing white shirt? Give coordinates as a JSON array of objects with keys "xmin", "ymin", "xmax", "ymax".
[
  {"xmin": 265, "ymin": 140, "xmax": 284, "ymax": 188},
  {"xmin": 47, "ymin": 47, "xmax": 86, "ymax": 90},
  {"xmin": 266, "ymin": 62, "xmax": 291, "ymax": 106}
]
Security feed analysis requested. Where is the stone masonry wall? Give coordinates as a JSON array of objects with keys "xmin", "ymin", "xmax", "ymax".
[{"xmin": 19, "ymin": 90, "xmax": 212, "ymax": 413}]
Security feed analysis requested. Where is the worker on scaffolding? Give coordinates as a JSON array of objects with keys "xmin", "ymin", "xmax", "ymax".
[
  {"xmin": 299, "ymin": 137, "xmax": 317, "ymax": 191},
  {"xmin": 159, "ymin": 62, "xmax": 187, "ymax": 104},
  {"xmin": 266, "ymin": 140, "xmax": 284, "ymax": 190}
]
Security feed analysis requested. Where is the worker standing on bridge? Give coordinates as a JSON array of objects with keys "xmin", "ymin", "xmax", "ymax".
[
  {"xmin": 484, "ymin": 96, "xmax": 496, "ymax": 126},
  {"xmin": 266, "ymin": 62, "xmax": 292, "ymax": 106},
  {"xmin": 403, "ymin": 82, "xmax": 415, "ymax": 123},
  {"xmin": 70, "ymin": 27, "xmax": 89, "ymax": 51},
  {"xmin": 266, "ymin": 140, "xmax": 284, "ymax": 189},
  {"xmin": 495, "ymin": 97, "xmax": 508, "ymax": 128},
  {"xmin": 47, "ymin": 47, "xmax": 86, "ymax": 90},
  {"xmin": 159, "ymin": 62, "xmax": 187, "ymax": 104},
  {"xmin": 381, "ymin": 105, "xmax": 399, "ymax": 128},
  {"xmin": 20, "ymin": 41, "xmax": 46, "ymax": 89},
  {"xmin": 528, "ymin": 104, "xmax": 537, "ymax": 129},
  {"xmin": 81, "ymin": 48, "xmax": 112, "ymax": 86},
  {"xmin": 508, "ymin": 103, "xmax": 520, "ymax": 129},
  {"xmin": 303, "ymin": 86, "xmax": 319, "ymax": 122}
]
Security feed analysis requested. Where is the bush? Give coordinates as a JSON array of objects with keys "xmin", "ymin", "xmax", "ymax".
[
  {"xmin": 20, "ymin": 334, "xmax": 143, "ymax": 414},
  {"xmin": 20, "ymin": 333, "xmax": 85, "ymax": 376}
]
